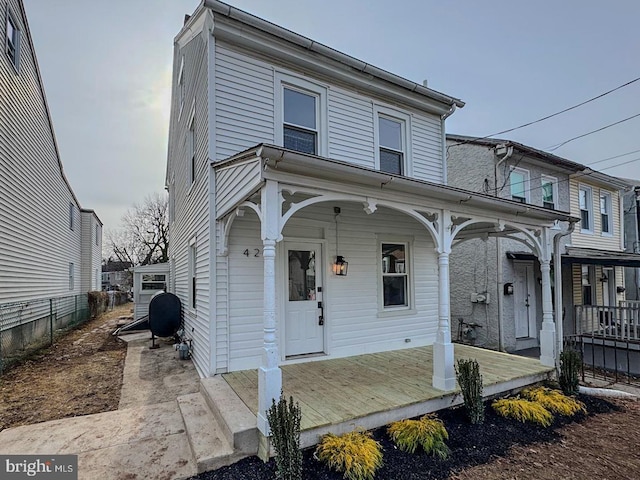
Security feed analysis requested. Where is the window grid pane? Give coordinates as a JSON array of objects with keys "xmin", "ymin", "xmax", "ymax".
[
  {"xmin": 382, "ymin": 243, "xmax": 408, "ymax": 308},
  {"xmin": 379, "ymin": 117, "xmax": 402, "ymax": 150},
  {"xmin": 380, "ymin": 149, "xmax": 403, "ymax": 175},
  {"xmin": 284, "ymin": 88, "xmax": 316, "ymax": 129},
  {"xmin": 510, "ymin": 171, "xmax": 526, "ymax": 201},
  {"xmin": 284, "ymin": 126, "xmax": 317, "ymax": 154}
]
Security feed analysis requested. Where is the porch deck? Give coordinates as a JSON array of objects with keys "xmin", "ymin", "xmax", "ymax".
[{"xmin": 223, "ymin": 344, "xmax": 553, "ymax": 447}]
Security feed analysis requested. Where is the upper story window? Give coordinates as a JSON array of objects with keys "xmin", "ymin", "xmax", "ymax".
[
  {"xmin": 509, "ymin": 168, "xmax": 529, "ymax": 203},
  {"xmin": 188, "ymin": 114, "xmax": 196, "ymax": 184},
  {"xmin": 283, "ymin": 86, "xmax": 318, "ymax": 154},
  {"xmin": 541, "ymin": 175, "xmax": 557, "ymax": 209},
  {"xmin": 6, "ymin": 9, "xmax": 20, "ymax": 70},
  {"xmin": 276, "ymin": 72, "xmax": 327, "ymax": 156},
  {"xmin": 374, "ymin": 105, "xmax": 411, "ymax": 176},
  {"xmin": 579, "ymin": 185, "xmax": 593, "ymax": 233},
  {"xmin": 177, "ymin": 57, "xmax": 185, "ymax": 119},
  {"xmin": 69, "ymin": 203, "xmax": 75, "ymax": 231},
  {"xmin": 381, "ymin": 242, "xmax": 410, "ymax": 309},
  {"xmin": 95, "ymin": 224, "xmax": 100, "ymax": 246},
  {"xmin": 600, "ymin": 191, "xmax": 612, "ymax": 235}
]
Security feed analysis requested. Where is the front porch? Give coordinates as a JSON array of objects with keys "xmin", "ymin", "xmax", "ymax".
[{"xmin": 222, "ymin": 343, "xmax": 553, "ymax": 448}]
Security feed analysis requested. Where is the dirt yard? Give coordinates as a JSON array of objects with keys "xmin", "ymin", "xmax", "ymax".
[{"xmin": 0, "ymin": 304, "xmax": 130, "ymax": 431}]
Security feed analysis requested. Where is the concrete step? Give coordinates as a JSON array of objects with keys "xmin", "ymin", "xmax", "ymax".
[
  {"xmin": 177, "ymin": 393, "xmax": 249, "ymax": 473},
  {"xmin": 200, "ymin": 376, "xmax": 259, "ymax": 455}
]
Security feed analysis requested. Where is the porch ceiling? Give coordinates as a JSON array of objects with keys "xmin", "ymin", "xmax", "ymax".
[
  {"xmin": 222, "ymin": 344, "xmax": 552, "ymax": 434},
  {"xmin": 214, "ymin": 144, "xmax": 579, "ymax": 227}
]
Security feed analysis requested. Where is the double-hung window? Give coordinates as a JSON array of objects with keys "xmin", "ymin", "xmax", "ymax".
[
  {"xmin": 283, "ymin": 86, "xmax": 318, "ymax": 154},
  {"xmin": 69, "ymin": 203, "xmax": 75, "ymax": 230},
  {"xmin": 189, "ymin": 239, "xmax": 196, "ymax": 310},
  {"xmin": 378, "ymin": 116, "xmax": 404, "ymax": 175},
  {"xmin": 581, "ymin": 265, "xmax": 594, "ymax": 305},
  {"xmin": 6, "ymin": 10, "xmax": 19, "ymax": 70},
  {"xmin": 509, "ymin": 168, "xmax": 529, "ymax": 203},
  {"xmin": 188, "ymin": 114, "xmax": 196, "ymax": 184},
  {"xmin": 600, "ymin": 192, "xmax": 612, "ymax": 235},
  {"xmin": 381, "ymin": 242, "xmax": 409, "ymax": 308},
  {"xmin": 579, "ymin": 185, "xmax": 593, "ymax": 233},
  {"xmin": 541, "ymin": 176, "xmax": 557, "ymax": 209}
]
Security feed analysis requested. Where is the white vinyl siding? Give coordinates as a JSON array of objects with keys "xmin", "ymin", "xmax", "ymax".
[
  {"xmin": 1, "ymin": 0, "xmax": 85, "ymax": 303},
  {"xmin": 569, "ymin": 178, "xmax": 622, "ymax": 251},
  {"xmin": 224, "ymin": 204, "xmax": 438, "ymax": 372}
]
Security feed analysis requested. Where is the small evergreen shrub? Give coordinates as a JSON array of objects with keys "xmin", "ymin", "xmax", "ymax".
[
  {"xmin": 492, "ymin": 398, "xmax": 553, "ymax": 427},
  {"xmin": 387, "ymin": 414, "xmax": 450, "ymax": 459},
  {"xmin": 315, "ymin": 430, "xmax": 383, "ymax": 480},
  {"xmin": 522, "ymin": 386, "xmax": 586, "ymax": 416},
  {"xmin": 455, "ymin": 358, "xmax": 484, "ymax": 424},
  {"xmin": 266, "ymin": 394, "xmax": 302, "ymax": 480},
  {"xmin": 559, "ymin": 349, "xmax": 582, "ymax": 396}
]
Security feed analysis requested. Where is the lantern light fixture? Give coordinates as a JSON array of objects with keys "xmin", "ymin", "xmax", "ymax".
[{"xmin": 333, "ymin": 207, "xmax": 348, "ymax": 276}]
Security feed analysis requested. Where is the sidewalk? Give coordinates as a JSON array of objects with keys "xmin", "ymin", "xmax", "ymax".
[{"xmin": 0, "ymin": 333, "xmax": 202, "ymax": 480}]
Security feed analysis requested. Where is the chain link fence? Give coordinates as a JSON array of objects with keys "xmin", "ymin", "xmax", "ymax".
[{"xmin": 0, "ymin": 294, "xmax": 90, "ymax": 374}]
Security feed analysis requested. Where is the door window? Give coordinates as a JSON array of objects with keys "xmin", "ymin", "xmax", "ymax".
[{"xmin": 288, "ymin": 250, "xmax": 316, "ymax": 301}]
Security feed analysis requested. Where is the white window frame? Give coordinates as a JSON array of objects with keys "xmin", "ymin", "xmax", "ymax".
[
  {"xmin": 374, "ymin": 105, "xmax": 412, "ymax": 177},
  {"xmin": 600, "ymin": 191, "xmax": 612, "ymax": 236},
  {"xmin": 177, "ymin": 56, "xmax": 185, "ymax": 121},
  {"xmin": 509, "ymin": 167, "xmax": 530, "ymax": 203},
  {"xmin": 541, "ymin": 175, "xmax": 557, "ymax": 210},
  {"xmin": 579, "ymin": 184, "xmax": 593, "ymax": 234},
  {"xmin": 69, "ymin": 202, "xmax": 74, "ymax": 231},
  {"xmin": 275, "ymin": 72, "xmax": 328, "ymax": 157},
  {"xmin": 188, "ymin": 237, "xmax": 197, "ymax": 311},
  {"xmin": 377, "ymin": 236, "xmax": 415, "ymax": 315},
  {"xmin": 187, "ymin": 110, "xmax": 196, "ymax": 186},
  {"xmin": 69, "ymin": 263, "xmax": 74, "ymax": 290},
  {"xmin": 5, "ymin": 8, "xmax": 20, "ymax": 71}
]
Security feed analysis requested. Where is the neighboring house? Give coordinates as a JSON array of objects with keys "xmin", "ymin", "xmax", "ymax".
[
  {"xmin": 101, "ymin": 260, "xmax": 133, "ymax": 291},
  {"xmin": 166, "ymin": 0, "xmax": 573, "ymax": 439},
  {"xmin": 622, "ymin": 182, "xmax": 640, "ymax": 301},
  {"xmin": 0, "ymin": 0, "xmax": 102, "ymax": 306},
  {"xmin": 447, "ymin": 135, "xmax": 640, "ymax": 354}
]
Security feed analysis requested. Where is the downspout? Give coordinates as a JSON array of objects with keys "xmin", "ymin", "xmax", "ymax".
[
  {"xmin": 494, "ymin": 144, "xmax": 513, "ymax": 351},
  {"xmin": 555, "ymin": 220, "xmax": 577, "ymax": 369}
]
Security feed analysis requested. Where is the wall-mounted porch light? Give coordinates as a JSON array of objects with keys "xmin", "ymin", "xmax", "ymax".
[{"xmin": 333, "ymin": 207, "xmax": 348, "ymax": 276}]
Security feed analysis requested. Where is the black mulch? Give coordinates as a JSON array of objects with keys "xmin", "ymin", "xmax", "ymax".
[{"xmin": 190, "ymin": 394, "xmax": 618, "ymax": 480}]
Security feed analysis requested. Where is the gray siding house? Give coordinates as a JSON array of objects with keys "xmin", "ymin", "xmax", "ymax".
[{"xmin": 1, "ymin": 0, "xmax": 102, "ymax": 306}]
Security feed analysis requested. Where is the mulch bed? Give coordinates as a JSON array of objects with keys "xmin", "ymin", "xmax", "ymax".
[{"xmin": 190, "ymin": 394, "xmax": 617, "ymax": 480}]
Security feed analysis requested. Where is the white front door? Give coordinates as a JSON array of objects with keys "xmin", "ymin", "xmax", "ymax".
[
  {"xmin": 285, "ymin": 242, "xmax": 324, "ymax": 356},
  {"xmin": 514, "ymin": 262, "xmax": 537, "ymax": 339}
]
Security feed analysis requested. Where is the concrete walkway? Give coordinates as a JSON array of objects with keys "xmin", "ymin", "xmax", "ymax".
[{"xmin": 0, "ymin": 333, "xmax": 203, "ymax": 480}]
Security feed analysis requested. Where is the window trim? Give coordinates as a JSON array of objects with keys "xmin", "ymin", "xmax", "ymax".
[
  {"xmin": 69, "ymin": 262, "xmax": 74, "ymax": 290},
  {"xmin": 600, "ymin": 191, "xmax": 612, "ymax": 236},
  {"xmin": 579, "ymin": 184, "xmax": 594, "ymax": 234},
  {"xmin": 541, "ymin": 175, "xmax": 557, "ymax": 210},
  {"xmin": 509, "ymin": 167, "xmax": 530, "ymax": 203},
  {"xmin": 188, "ymin": 237, "xmax": 197, "ymax": 311},
  {"xmin": 187, "ymin": 110, "xmax": 196, "ymax": 186},
  {"xmin": 69, "ymin": 202, "xmax": 75, "ymax": 231},
  {"xmin": 373, "ymin": 105, "xmax": 412, "ymax": 177},
  {"xmin": 5, "ymin": 8, "xmax": 20, "ymax": 71},
  {"xmin": 275, "ymin": 72, "xmax": 328, "ymax": 157},
  {"xmin": 377, "ymin": 235, "xmax": 415, "ymax": 316},
  {"xmin": 177, "ymin": 56, "xmax": 185, "ymax": 121}
]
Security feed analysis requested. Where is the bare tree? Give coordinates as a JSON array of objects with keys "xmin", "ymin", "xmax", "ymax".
[{"xmin": 106, "ymin": 192, "xmax": 169, "ymax": 266}]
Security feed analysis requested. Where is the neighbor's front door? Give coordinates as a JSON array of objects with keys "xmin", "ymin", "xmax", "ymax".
[
  {"xmin": 285, "ymin": 242, "xmax": 324, "ymax": 356},
  {"xmin": 514, "ymin": 262, "xmax": 537, "ymax": 339}
]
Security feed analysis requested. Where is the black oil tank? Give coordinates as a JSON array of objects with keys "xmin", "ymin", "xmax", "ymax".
[{"xmin": 148, "ymin": 292, "xmax": 182, "ymax": 337}]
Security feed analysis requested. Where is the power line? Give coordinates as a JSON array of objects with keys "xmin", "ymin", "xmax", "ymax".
[
  {"xmin": 547, "ymin": 112, "xmax": 640, "ymax": 151},
  {"xmin": 447, "ymin": 75, "xmax": 640, "ymax": 148}
]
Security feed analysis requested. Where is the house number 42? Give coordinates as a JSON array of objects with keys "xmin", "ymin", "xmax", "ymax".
[{"xmin": 243, "ymin": 249, "xmax": 260, "ymax": 257}]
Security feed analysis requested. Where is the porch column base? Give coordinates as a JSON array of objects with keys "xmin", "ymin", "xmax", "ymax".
[
  {"xmin": 257, "ymin": 431, "xmax": 271, "ymax": 462},
  {"xmin": 257, "ymin": 363, "xmax": 282, "ymax": 436},
  {"xmin": 539, "ymin": 325, "xmax": 556, "ymax": 367},
  {"xmin": 432, "ymin": 341, "xmax": 456, "ymax": 391}
]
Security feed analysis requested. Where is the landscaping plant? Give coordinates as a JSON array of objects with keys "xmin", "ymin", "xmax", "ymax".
[
  {"xmin": 315, "ymin": 430, "xmax": 383, "ymax": 480},
  {"xmin": 455, "ymin": 358, "xmax": 484, "ymax": 424},
  {"xmin": 387, "ymin": 414, "xmax": 450, "ymax": 459},
  {"xmin": 266, "ymin": 394, "xmax": 302, "ymax": 480},
  {"xmin": 492, "ymin": 397, "xmax": 553, "ymax": 427},
  {"xmin": 559, "ymin": 348, "xmax": 582, "ymax": 396},
  {"xmin": 522, "ymin": 386, "xmax": 586, "ymax": 416}
]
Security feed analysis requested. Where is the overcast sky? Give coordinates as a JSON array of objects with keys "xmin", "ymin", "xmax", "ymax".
[{"xmin": 23, "ymin": 0, "xmax": 640, "ymax": 234}]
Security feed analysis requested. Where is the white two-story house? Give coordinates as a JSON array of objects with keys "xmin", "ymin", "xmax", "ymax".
[{"xmin": 166, "ymin": 0, "xmax": 574, "ymax": 442}]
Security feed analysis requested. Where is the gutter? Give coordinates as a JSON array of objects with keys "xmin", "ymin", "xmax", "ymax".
[{"xmin": 203, "ymin": 0, "xmax": 464, "ymax": 110}]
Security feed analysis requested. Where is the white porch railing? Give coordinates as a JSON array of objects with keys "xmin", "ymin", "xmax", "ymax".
[{"xmin": 574, "ymin": 305, "xmax": 640, "ymax": 342}]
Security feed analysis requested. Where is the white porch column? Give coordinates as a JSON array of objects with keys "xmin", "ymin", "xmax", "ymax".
[
  {"xmin": 539, "ymin": 258, "xmax": 556, "ymax": 367},
  {"xmin": 432, "ymin": 250, "xmax": 456, "ymax": 390},
  {"xmin": 257, "ymin": 181, "xmax": 282, "ymax": 436}
]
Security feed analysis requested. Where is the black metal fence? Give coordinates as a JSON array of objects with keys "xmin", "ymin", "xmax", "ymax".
[{"xmin": 0, "ymin": 294, "xmax": 90, "ymax": 374}]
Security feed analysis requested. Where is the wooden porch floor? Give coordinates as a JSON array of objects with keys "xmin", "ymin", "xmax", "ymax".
[{"xmin": 223, "ymin": 344, "xmax": 552, "ymax": 438}]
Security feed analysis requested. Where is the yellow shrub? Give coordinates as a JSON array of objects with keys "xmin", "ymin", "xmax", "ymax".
[
  {"xmin": 521, "ymin": 386, "xmax": 586, "ymax": 416},
  {"xmin": 315, "ymin": 430, "xmax": 383, "ymax": 480},
  {"xmin": 492, "ymin": 398, "xmax": 553, "ymax": 427},
  {"xmin": 387, "ymin": 414, "xmax": 450, "ymax": 459}
]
